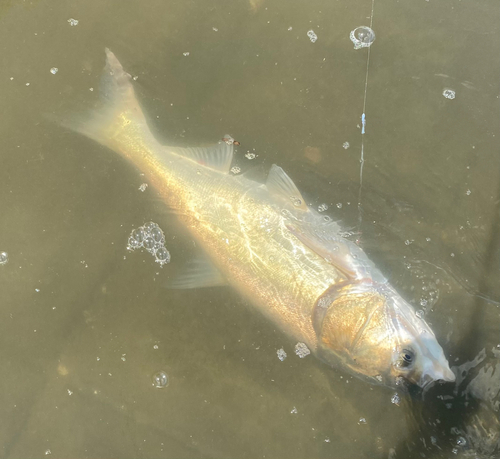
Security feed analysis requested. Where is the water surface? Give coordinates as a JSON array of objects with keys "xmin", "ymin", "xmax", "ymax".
[{"xmin": 0, "ymin": 0, "xmax": 499, "ymax": 458}]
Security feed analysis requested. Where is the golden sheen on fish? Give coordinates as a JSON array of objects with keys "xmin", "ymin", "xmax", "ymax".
[{"xmin": 64, "ymin": 49, "xmax": 455, "ymax": 389}]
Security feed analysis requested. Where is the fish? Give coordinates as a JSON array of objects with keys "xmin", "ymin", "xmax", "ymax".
[{"xmin": 63, "ymin": 48, "xmax": 455, "ymax": 390}]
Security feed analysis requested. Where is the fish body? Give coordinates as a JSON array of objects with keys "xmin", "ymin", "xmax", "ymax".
[{"xmin": 65, "ymin": 49, "xmax": 455, "ymax": 389}]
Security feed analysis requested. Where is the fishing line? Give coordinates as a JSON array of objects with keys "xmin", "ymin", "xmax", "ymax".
[{"xmin": 357, "ymin": 0, "xmax": 375, "ymax": 229}]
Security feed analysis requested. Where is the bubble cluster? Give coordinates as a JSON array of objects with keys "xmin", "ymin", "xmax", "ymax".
[
  {"xmin": 442, "ymin": 89, "xmax": 456, "ymax": 100},
  {"xmin": 222, "ymin": 134, "xmax": 235, "ymax": 145},
  {"xmin": 152, "ymin": 371, "xmax": 169, "ymax": 388},
  {"xmin": 127, "ymin": 222, "xmax": 171, "ymax": 266},
  {"xmin": 318, "ymin": 203, "xmax": 328, "ymax": 212},
  {"xmin": 0, "ymin": 251, "xmax": 8, "ymax": 265},
  {"xmin": 350, "ymin": 26, "xmax": 375, "ymax": 49},
  {"xmin": 277, "ymin": 348, "xmax": 287, "ymax": 361},
  {"xmin": 230, "ymin": 166, "xmax": 241, "ymax": 174},
  {"xmin": 295, "ymin": 342, "xmax": 310, "ymax": 358},
  {"xmin": 50, "ymin": 67, "xmax": 58, "ymax": 75},
  {"xmin": 343, "ymin": 142, "xmax": 350, "ymax": 149},
  {"xmin": 391, "ymin": 393, "xmax": 401, "ymax": 405},
  {"xmin": 307, "ymin": 30, "xmax": 318, "ymax": 43},
  {"xmin": 67, "ymin": 18, "xmax": 79, "ymax": 26}
]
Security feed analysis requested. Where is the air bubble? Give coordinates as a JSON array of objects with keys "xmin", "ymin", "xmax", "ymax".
[
  {"xmin": 128, "ymin": 237, "xmax": 140, "ymax": 250},
  {"xmin": 0, "ymin": 251, "xmax": 8, "ymax": 265},
  {"xmin": 143, "ymin": 237, "xmax": 155, "ymax": 251},
  {"xmin": 456, "ymin": 436, "xmax": 467, "ymax": 447},
  {"xmin": 323, "ymin": 215, "xmax": 332, "ymax": 222},
  {"xmin": 336, "ymin": 203, "xmax": 342, "ymax": 209},
  {"xmin": 144, "ymin": 222, "xmax": 158, "ymax": 232},
  {"xmin": 318, "ymin": 203, "xmax": 328, "ymax": 212},
  {"xmin": 150, "ymin": 227, "xmax": 164, "ymax": 243},
  {"xmin": 343, "ymin": 142, "xmax": 350, "ymax": 149},
  {"xmin": 132, "ymin": 228, "xmax": 145, "ymax": 243},
  {"xmin": 50, "ymin": 67, "xmax": 58, "ymax": 75},
  {"xmin": 350, "ymin": 27, "xmax": 375, "ymax": 49},
  {"xmin": 155, "ymin": 247, "xmax": 171, "ymax": 266},
  {"xmin": 291, "ymin": 197, "xmax": 302, "ymax": 207},
  {"xmin": 152, "ymin": 371, "xmax": 169, "ymax": 388}
]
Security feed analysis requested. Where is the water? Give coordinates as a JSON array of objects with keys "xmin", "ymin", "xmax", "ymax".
[{"xmin": 0, "ymin": 0, "xmax": 499, "ymax": 458}]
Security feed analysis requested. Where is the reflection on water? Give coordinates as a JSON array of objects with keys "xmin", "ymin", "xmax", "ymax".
[{"xmin": 0, "ymin": 0, "xmax": 499, "ymax": 457}]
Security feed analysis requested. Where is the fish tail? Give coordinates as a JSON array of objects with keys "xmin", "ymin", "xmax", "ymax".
[{"xmin": 60, "ymin": 48, "xmax": 157, "ymax": 154}]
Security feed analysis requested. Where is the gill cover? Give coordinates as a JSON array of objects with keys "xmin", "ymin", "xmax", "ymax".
[{"xmin": 313, "ymin": 281, "xmax": 455, "ymax": 388}]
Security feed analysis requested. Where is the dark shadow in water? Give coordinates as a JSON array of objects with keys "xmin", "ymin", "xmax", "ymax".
[{"xmin": 393, "ymin": 186, "xmax": 500, "ymax": 459}]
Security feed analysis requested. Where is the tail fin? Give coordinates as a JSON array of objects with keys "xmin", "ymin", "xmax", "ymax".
[{"xmin": 61, "ymin": 48, "xmax": 155, "ymax": 153}]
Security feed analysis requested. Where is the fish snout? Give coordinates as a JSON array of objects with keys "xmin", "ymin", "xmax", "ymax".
[{"xmin": 419, "ymin": 359, "xmax": 456, "ymax": 389}]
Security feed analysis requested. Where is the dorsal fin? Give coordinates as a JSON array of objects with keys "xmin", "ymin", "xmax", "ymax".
[
  {"xmin": 170, "ymin": 142, "xmax": 234, "ymax": 173},
  {"xmin": 266, "ymin": 165, "xmax": 308, "ymax": 211}
]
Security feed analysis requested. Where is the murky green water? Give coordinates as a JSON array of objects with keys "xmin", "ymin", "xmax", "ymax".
[{"xmin": 1, "ymin": 0, "xmax": 499, "ymax": 458}]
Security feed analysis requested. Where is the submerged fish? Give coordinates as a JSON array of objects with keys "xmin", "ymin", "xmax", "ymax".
[{"xmin": 64, "ymin": 49, "xmax": 455, "ymax": 390}]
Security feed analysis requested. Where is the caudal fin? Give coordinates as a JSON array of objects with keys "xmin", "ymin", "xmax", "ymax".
[{"xmin": 60, "ymin": 48, "xmax": 155, "ymax": 153}]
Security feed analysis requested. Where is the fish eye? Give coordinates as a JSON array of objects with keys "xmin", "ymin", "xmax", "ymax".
[{"xmin": 399, "ymin": 349, "xmax": 415, "ymax": 367}]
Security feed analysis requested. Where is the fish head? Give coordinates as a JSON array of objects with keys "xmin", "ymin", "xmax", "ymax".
[{"xmin": 315, "ymin": 282, "xmax": 455, "ymax": 389}]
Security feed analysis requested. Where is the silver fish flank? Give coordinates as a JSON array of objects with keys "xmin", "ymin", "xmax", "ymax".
[{"xmin": 63, "ymin": 49, "xmax": 455, "ymax": 389}]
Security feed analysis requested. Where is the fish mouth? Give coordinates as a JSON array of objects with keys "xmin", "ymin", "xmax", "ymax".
[{"xmin": 419, "ymin": 363, "xmax": 456, "ymax": 390}]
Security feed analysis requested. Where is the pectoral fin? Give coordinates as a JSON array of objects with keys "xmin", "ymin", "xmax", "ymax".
[
  {"xmin": 166, "ymin": 256, "xmax": 227, "ymax": 289},
  {"xmin": 286, "ymin": 223, "xmax": 359, "ymax": 279},
  {"xmin": 286, "ymin": 221, "xmax": 385, "ymax": 283}
]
